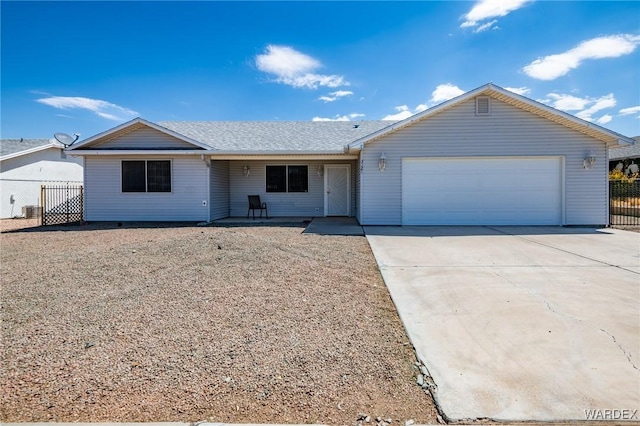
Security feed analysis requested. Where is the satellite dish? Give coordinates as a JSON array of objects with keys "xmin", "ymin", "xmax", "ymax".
[{"xmin": 54, "ymin": 132, "xmax": 80, "ymax": 147}]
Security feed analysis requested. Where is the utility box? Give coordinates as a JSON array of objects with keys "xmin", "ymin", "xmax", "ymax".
[{"xmin": 22, "ymin": 205, "xmax": 42, "ymax": 219}]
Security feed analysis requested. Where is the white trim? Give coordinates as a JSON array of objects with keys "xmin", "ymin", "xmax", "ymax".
[
  {"xmin": 67, "ymin": 150, "xmax": 207, "ymax": 156},
  {"xmin": 66, "ymin": 150, "xmax": 357, "ymax": 160},
  {"xmin": 209, "ymin": 152, "xmax": 355, "ymax": 159}
]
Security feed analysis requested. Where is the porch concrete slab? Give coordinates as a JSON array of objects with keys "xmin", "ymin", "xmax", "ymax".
[
  {"xmin": 365, "ymin": 226, "xmax": 640, "ymax": 422},
  {"xmin": 303, "ymin": 217, "xmax": 364, "ymax": 235},
  {"xmin": 210, "ymin": 217, "xmax": 312, "ymax": 225}
]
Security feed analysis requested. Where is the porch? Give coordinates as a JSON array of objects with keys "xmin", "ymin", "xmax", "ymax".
[{"xmin": 210, "ymin": 159, "xmax": 358, "ymax": 220}]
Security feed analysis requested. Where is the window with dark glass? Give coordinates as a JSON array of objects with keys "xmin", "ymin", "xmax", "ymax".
[
  {"xmin": 266, "ymin": 165, "xmax": 286, "ymax": 192},
  {"xmin": 287, "ymin": 165, "xmax": 308, "ymax": 192},
  {"xmin": 122, "ymin": 160, "xmax": 171, "ymax": 193},
  {"xmin": 266, "ymin": 165, "xmax": 308, "ymax": 193},
  {"xmin": 147, "ymin": 161, "xmax": 171, "ymax": 192},
  {"xmin": 122, "ymin": 161, "xmax": 146, "ymax": 192}
]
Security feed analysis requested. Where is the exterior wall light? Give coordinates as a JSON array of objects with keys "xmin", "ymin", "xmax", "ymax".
[
  {"xmin": 317, "ymin": 165, "xmax": 324, "ymax": 177},
  {"xmin": 243, "ymin": 165, "xmax": 250, "ymax": 177},
  {"xmin": 378, "ymin": 153, "xmax": 387, "ymax": 172},
  {"xmin": 583, "ymin": 152, "xmax": 596, "ymax": 169}
]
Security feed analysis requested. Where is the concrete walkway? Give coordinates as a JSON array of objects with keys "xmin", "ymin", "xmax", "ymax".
[
  {"xmin": 303, "ymin": 217, "xmax": 364, "ymax": 235},
  {"xmin": 365, "ymin": 226, "xmax": 640, "ymax": 422}
]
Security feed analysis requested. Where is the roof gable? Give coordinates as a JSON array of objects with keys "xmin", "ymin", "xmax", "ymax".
[
  {"xmin": 348, "ymin": 83, "xmax": 635, "ymax": 149},
  {"xmin": 68, "ymin": 118, "xmax": 210, "ymax": 151}
]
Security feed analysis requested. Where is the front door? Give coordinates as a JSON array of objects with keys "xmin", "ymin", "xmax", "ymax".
[{"xmin": 324, "ymin": 165, "xmax": 350, "ymax": 216}]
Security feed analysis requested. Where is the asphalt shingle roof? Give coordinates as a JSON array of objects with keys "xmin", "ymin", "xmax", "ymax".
[
  {"xmin": 1, "ymin": 138, "xmax": 54, "ymax": 158},
  {"xmin": 609, "ymin": 137, "xmax": 640, "ymax": 160},
  {"xmin": 157, "ymin": 121, "xmax": 391, "ymax": 152}
]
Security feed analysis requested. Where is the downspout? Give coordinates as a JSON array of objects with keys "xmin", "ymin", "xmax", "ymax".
[
  {"xmin": 206, "ymin": 156, "xmax": 212, "ymax": 223},
  {"xmin": 605, "ymin": 144, "xmax": 610, "ymax": 227}
]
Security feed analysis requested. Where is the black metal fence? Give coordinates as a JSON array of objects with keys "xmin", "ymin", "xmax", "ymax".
[
  {"xmin": 41, "ymin": 185, "xmax": 84, "ymax": 225},
  {"xmin": 610, "ymin": 180, "xmax": 640, "ymax": 227}
]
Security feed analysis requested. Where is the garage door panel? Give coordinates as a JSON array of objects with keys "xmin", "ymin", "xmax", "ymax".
[{"xmin": 402, "ymin": 157, "xmax": 562, "ymax": 225}]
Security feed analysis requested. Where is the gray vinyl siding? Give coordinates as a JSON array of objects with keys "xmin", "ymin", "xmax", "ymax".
[
  {"xmin": 84, "ymin": 155, "xmax": 209, "ymax": 221},
  {"xmin": 228, "ymin": 160, "xmax": 356, "ymax": 217},
  {"xmin": 90, "ymin": 128, "xmax": 199, "ymax": 150},
  {"xmin": 360, "ymin": 97, "xmax": 608, "ymax": 225},
  {"xmin": 210, "ymin": 160, "xmax": 229, "ymax": 220}
]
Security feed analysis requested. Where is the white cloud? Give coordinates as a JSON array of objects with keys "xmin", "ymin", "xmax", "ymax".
[
  {"xmin": 382, "ymin": 83, "xmax": 464, "ymax": 121},
  {"xmin": 256, "ymin": 45, "xmax": 349, "ymax": 89},
  {"xmin": 461, "ymin": 0, "xmax": 532, "ymax": 32},
  {"xmin": 575, "ymin": 94, "xmax": 616, "ymax": 121},
  {"xmin": 383, "ymin": 105, "xmax": 413, "ymax": 121},
  {"xmin": 539, "ymin": 92, "xmax": 616, "ymax": 123},
  {"xmin": 505, "ymin": 86, "xmax": 531, "ymax": 96},
  {"xmin": 596, "ymin": 114, "xmax": 612, "ymax": 125},
  {"xmin": 619, "ymin": 106, "xmax": 640, "ymax": 116},
  {"xmin": 540, "ymin": 93, "xmax": 589, "ymax": 111},
  {"xmin": 523, "ymin": 34, "xmax": 640, "ymax": 80},
  {"xmin": 475, "ymin": 19, "xmax": 498, "ymax": 33},
  {"xmin": 319, "ymin": 90, "xmax": 354, "ymax": 103},
  {"xmin": 430, "ymin": 83, "xmax": 465, "ymax": 104},
  {"xmin": 36, "ymin": 96, "xmax": 138, "ymax": 121},
  {"xmin": 312, "ymin": 113, "xmax": 364, "ymax": 122}
]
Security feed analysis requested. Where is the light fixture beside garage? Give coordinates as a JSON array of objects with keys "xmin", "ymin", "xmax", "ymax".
[
  {"xmin": 583, "ymin": 152, "xmax": 597, "ymax": 169},
  {"xmin": 378, "ymin": 153, "xmax": 387, "ymax": 172},
  {"xmin": 242, "ymin": 165, "xmax": 250, "ymax": 177}
]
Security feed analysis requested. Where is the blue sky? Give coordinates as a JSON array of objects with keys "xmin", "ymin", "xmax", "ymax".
[{"xmin": 2, "ymin": 1, "xmax": 639, "ymax": 141}]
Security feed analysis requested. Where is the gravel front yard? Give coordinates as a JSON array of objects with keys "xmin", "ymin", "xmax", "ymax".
[{"xmin": 1, "ymin": 220, "xmax": 437, "ymax": 424}]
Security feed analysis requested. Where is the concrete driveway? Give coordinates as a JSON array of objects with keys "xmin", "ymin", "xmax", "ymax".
[{"xmin": 365, "ymin": 226, "xmax": 639, "ymax": 422}]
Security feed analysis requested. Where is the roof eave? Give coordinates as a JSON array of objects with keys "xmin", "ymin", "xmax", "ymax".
[
  {"xmin": 0, "ymin": 142, "xmax": 61, "ymax": 161},
  {"xmin": 209, "ymin": 151, "xmax": 358, "ymax": 160},
  {"xmin": 66, "ymin": 149, "xmax": 211, "ymax": 156}
]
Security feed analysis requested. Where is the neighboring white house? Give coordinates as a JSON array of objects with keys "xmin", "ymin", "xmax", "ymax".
[
  {"xmin": 67, "ymin": 83, "xmax": 635, "ymax": 226},
  {"xmin": 0, "ymin": 139, "xmax": 83, "ymax": 219}
]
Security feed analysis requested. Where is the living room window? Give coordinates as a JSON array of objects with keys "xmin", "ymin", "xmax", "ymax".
[
  {"xmin": 122, "ymin": 160, "xmax": 171, "ymax": 192},
  {"xmin": 266, "ymin": 165, "xmax": 308, "ymax": 193}
]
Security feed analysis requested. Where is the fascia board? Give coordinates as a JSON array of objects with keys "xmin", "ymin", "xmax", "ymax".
[
  {"xmin": 65, "ymin": 150, "xmax": 212, "ymax": 156},
  {"xmin": 209, "ymin": 153, "xmax": 359, "ymax": 160}
]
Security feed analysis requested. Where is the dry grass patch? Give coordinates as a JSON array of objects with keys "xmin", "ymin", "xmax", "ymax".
[{"xmin": 1, "ymin": 222, "xmax": 437, "ymax": 424}]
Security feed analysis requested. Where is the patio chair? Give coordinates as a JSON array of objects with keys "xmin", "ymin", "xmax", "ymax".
[{"xmin": 247, "ymin": 195, "xmax": 268, "ymax": 219}]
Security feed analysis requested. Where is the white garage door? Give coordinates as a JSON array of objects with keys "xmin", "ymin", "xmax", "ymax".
[{"xmin": 402, "ymin": 157, "xmax": 562, "ymax": 225}]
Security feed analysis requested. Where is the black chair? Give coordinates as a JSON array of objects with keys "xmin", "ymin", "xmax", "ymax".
[{"xmin": 247, "ymin": 195, "xmax": 268, "ymax": 219}]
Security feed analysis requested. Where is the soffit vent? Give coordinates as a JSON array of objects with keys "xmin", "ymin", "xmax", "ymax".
[{"xmin": 476, "ymin": 96, "xmax": 491, "ymax": 116}]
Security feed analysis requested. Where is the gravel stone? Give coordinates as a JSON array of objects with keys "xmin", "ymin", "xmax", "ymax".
[{"xmin": 1, "ymin": 220, "xmax": 438, "ymax": 423}]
